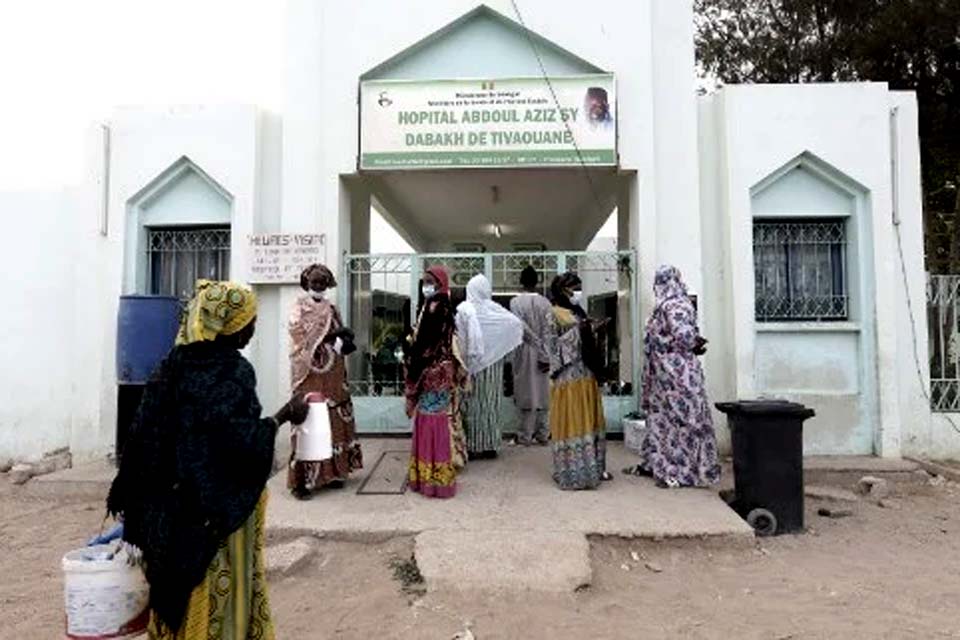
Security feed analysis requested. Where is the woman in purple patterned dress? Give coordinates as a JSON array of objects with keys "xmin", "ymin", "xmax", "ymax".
[{"xmin": 632, "ymin": 265, "xmax": 720, "ymax": 488}]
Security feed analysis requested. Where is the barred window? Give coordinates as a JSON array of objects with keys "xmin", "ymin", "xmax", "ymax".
[
  {"xmin": 753, "ymin": 220, "xmax": 848, "ymax": 322},
  {"xmin": 147, "ymin": 227, "xmax": 231, "ymax": 299}
]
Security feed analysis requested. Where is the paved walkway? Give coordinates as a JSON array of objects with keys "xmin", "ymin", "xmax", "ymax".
[
  {"xmin": 268, "ymin": 439, "xmax": 753, "ymax": 591},
  {"xmin": 268, "ymin": 440, "xmax": 751, "ymax": 540}
]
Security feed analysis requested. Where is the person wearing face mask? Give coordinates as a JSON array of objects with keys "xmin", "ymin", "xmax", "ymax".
[
  {"xmin": 404, "ymin": 265, "xmax": 468, "ymax": 498},
  {"xmin": 547, "ymin": 272, "xmax": 611, "ymax": 490},
  {"xmin": 287, "ymin": 263, "xmax": 363, "ymax": 500}
]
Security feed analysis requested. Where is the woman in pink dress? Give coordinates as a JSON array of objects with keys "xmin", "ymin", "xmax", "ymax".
[{"xmin": 405, "ymin": 265, "xmax": 467, "ymax": 498}]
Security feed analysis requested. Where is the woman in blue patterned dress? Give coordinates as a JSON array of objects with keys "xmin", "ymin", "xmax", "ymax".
[{"xmin": 634, "ymin": 265, "xmax": 720, "ymax": 488}]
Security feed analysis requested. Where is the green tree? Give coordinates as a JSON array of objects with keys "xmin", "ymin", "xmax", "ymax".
[{"xmin": 695, "ymin": 0, "xmax": 960, "ymax": 212}]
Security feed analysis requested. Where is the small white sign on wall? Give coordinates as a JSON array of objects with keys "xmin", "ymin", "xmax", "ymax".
[{"xmin": 247, "ymin": 233, "xmax": 325, "ymax": 284}]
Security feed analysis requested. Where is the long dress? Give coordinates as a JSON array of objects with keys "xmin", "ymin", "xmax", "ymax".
[
  {"xmin": 288, "ymin": 297, "xmax": 362, "ymax": 492},
  {"xmin": 640, "ymin": 290, "xmax": 721, "ymax": 487},
  {"xmin": 456, "ymin": 274, "xmax": 523, "ymax": 457},
  {"xmin": 148, "ymin": 491, "xmax": 273, "ymax": 640},
  {"xmin": 462, "ymin": 360, "xmax": 505, "ymax": 455},
  {"xmin": 548, "ymin": 306, "xmax": 607, "ymax": 490},
  {"xmin": 107, "ymin": 340, "xmax": 278, "ymax": 639},
  {"xmin": 406, "ymin": 306, "xmax": 467, "ymax": 498},
  {"xmin": 510, "ymin": 292, "xmax": 553, "ymax": 445}
]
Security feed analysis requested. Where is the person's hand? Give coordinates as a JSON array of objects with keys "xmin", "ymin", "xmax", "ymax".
[
  {"xmin": 276, "ymin": 394, "xmax": 309, "ymax": 426},
  {"xmin": 693, "ymin": 336, "xmax": 708, "ymax": 356},
  {"xmin": 537, "ymin": 361, "xmax": 550, "ymax": 374}
]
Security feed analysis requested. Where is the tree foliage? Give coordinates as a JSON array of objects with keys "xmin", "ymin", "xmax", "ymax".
[{"xmin": 695, "ymin": 0, "xmax": 960, "ymax": 211}]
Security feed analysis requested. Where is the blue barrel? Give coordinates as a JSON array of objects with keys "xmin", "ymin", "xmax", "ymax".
[{"xmin": 116, "ymin": 295, "xmax": 182, "ymax": 384}]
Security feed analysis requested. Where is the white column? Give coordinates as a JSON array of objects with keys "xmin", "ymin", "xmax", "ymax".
[{"xmin": 650, "ymin": 0, "xmax": 704, "ymax": 296}]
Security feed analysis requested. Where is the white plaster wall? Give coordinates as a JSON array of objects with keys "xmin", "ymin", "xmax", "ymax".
[
  {"xmin": 710, "ymin": 83, "xmax": 922, "ymax": 457},
  {"xmin": 697, "ymin": 93, "xmax": 735, "ymax": 453},
  {"xmin": 75, "ymin": 105, "xmax": 266, "ymax": 461},
  {"xmin": 0, "ymin": 189, "xmax": 79, "ymax": 460},
  {"xmin": 888, "ymin": 93, "xmax": 954, "ymax": 458}
]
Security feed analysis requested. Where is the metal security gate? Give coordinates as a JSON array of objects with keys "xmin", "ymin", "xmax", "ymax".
[
  {"xmin": 340, "ymin": 251, "xmax": 638, "ymax": 434},
  {"xmin": 929, "ymin": 275, "xmax": 960, "ymax": 412}
]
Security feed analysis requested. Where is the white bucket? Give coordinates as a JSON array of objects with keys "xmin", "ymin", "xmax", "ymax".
[
  {"xmin": 294, "ymin": 401, "xmax": 333, "ymax": 462},
  {"xmin": 623, "ymin": 418, "xmax": 647, "ymax": 456},
  {"xmin": 62, "ymin": 543, "xmax": 149, "ymax": 639}
]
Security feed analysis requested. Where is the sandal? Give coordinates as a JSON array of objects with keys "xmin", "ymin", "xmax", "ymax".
[{"xmin": 622, "ymin": 465, "xmax": 652, "ymax": 478}]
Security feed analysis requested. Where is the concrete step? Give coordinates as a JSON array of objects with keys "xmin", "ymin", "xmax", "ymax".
[
  {"xmin": 414, "ymin": 529, "xmax": 591, "ymax": 593},
  {"xmin": 265, "ymin": 536, "xmax": 320, "ymax": 579}
]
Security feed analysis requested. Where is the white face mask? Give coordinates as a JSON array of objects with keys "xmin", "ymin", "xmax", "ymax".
[
  {"xmin": 570, "ymin": 290, "xmax": 583, "ymax": 306},
  {"xmin": 422, "ymin": 284, "xmax": 436, "ymax": 299},
  {"xmin": 310, "ymin": 290, "xmax": 326, "ymax": 301}
]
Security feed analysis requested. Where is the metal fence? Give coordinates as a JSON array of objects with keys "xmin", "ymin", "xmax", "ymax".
[
  {"xmin": 929, "ymin": 275, "xmax": 960, "ymax": 412},
  {"xmin": 341, "ymin": 250, "xmax": 637, "ymax": 397}
]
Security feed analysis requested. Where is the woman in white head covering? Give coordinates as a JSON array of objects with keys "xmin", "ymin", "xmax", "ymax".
[{"xmin": 456, "ymin": 274, "xmax": 524, "ymax": 459}]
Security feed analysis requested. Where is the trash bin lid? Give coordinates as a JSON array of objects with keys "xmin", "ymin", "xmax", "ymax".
[{"xmin": 715, "ymin": 400, "xmax": 815, "ymax": 418}]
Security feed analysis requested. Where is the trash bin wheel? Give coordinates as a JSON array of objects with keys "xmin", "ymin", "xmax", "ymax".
[{"xmin": 746, "ymin": 508, "xmax": 778, "ymax": 537}]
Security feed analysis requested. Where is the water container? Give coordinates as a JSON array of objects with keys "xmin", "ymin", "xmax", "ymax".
[
  {"xmin": 116, "ymin": 295, "xmax": 181, "ymax": 384},
  {"xmin": 62, "ymin": 543, "xmax": 150, "ymax": 639}
]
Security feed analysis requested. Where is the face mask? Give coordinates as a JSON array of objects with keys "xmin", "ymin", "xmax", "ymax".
[
  {"xmin": 422, "ymin": 284, "xmax": 436, "ymax": 299},
  {"xmin": 310, "ymin": 290, "xmax": 325, "ymax": 301},
  {"xmin": 570, "ymin": 290, "xmax": 583, "ymax": 306}
]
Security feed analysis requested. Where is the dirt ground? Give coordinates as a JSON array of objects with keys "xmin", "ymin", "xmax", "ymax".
[{"xmin": 3, "ymin": 468, "xmax": 960, "ymax": 640}]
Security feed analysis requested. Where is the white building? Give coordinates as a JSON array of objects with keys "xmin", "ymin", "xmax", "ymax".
[{"xmin": 2, "ymin": 0, "xmax": 955, "ymax": 464}]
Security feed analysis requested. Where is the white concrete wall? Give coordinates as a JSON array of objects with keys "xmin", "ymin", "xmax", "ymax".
[
  {"xmin": 697, "ymin": 93, "xmax": 735, "ymax": 453},
  {"xmin": 71, "ymin": 105, "xmax": 280, "ymax": 462},
  {"xmin": 702, "ymin": 83, "xmax": 929, "ymax": 457},
  {"xmin": 0, "ymin": 188, "xmax": 79, "ymax": 460},
  {"xmin": 888, "ymin": 93, "xmax": 956, "ymax": 458}
]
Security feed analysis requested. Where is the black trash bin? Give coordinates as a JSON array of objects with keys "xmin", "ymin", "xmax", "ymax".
[{"xmin": 715, "ymin": 400, "xmax": 816, "ymax": 536}]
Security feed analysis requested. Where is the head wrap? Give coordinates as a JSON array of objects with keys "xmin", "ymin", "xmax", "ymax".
[
  {"xmin": 520, "ymin": 265, "xmax": 539, "ymax": 289},
  {"xmin": 457, "ymin": 274, "xmax": 524, "ymax": 374},
  {"xmin": 653, "ymin": 265, "xmax": 689, "ymax": 307},
  {"xmin": 300, "ymin": 263, "xmax": 337, "ymax": 291},
  {"xmin": 176, "ymin": 280, "xmax": 257, "ymax": 345},
  {"xmin": 424, "ymin": 265, "xmax": 450, "ymax": 295}
]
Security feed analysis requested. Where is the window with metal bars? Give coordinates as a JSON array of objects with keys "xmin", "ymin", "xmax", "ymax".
[
  {"xmin": 753, "ymin": 219, "xmax": 848, "ymax": 322},
  {"xmin": 146, "ymin": 226, "xmax": 231, "ymax": 299}
]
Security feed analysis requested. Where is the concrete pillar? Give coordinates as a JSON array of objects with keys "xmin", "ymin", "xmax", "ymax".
[{"xmin": 650, "ymin": 0, "xmax": 703, "ymax": 296}]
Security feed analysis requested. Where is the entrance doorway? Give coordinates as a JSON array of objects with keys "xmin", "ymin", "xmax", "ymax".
[{"xmin": 340, "ymin": 250, "xmax": 638, "ymax": 434}]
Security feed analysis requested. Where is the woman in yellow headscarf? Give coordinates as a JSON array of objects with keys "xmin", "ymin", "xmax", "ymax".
[{"xmin": 108, "ymin": 280, "xmax": 308, "ymax": 640}]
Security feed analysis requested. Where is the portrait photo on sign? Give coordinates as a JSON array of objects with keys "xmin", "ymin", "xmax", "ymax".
[{"xmin": 585, "ymin": 87, "xmax": 613, "ymax": 129}]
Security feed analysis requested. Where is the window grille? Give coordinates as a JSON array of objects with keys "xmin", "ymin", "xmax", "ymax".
[
  {"xmin": 147, "ymin": 227, "xmax": 231, "ymax": 299},
  {"xmin": 753, "ymin": 220, "xmax": 848, "ymax": 321}
]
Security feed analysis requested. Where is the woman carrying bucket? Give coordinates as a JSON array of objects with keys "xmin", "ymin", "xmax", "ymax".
[
  {"xmin": 287, "ymin": 263, "xmax": 363, "ymax": 499},
  {"xmin": 106, "ymin": 280, "xmax": 308, "ymax": 639}
]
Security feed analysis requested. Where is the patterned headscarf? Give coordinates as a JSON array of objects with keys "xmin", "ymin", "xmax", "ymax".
[
  {"xmin": 300, "ymin": 263, "xmax": 337, "ymax": 291},
  {"xmin": 653, "ymin": 265, "xmax": 689, "ymax": 307},
  {"xmin": 176, "ymin": 280, "xmax": 258, "ymax": 345}
]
